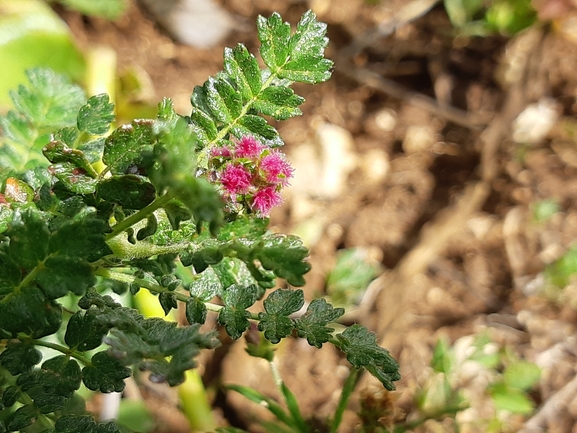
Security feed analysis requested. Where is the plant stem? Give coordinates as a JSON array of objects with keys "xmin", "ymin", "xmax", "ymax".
[
  {"xmin": 330, "ymin": 367, "xmax": 360, "ymax": 433},
  {"xmin": 106, "ymin": 191, "xmax": 175, "ymax": 240},
  {"xmin": 178, "ymin": 370, "xmax": 217, "ymax": 432},
  {"xmin": 95, "ymin": 268, "xmax": 260, "ymax": 319},
  {"xmin": 21, "ymin": 337, "xmax": 92, "ymax": 366}
]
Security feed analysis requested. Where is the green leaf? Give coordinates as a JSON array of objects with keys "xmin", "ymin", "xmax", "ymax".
[
  {"xmin": 226, "ymin": 384, "xmax": 295, "ymax": 429},
  {"xmin": 137, "ymin": 213, "xmax": 158, "ymax": 241},
  {"xmin": 295, "ymin": 298, "xmax": 344, "ymax": 348},
  {"xmin": 255, "ymin": 234, "xmax": 311, "ymax": 286},
  {"xmin": 335, "ymin": 324, "xmax": 401, "ymax": 390},
  {"xmin": 545, "ymin": 246, "xmax": 577, "ymax": 288},
  {"xmin": 49, "ymin": 214, "xmax": 112, "ymax": 262},
  {"xmin": 60, "ymin": 0, "xmax": 128, "ymax": 20},
  {"xmin": 504, "ymin": 361, "xmax": 541, "ymax": 390},
  {"xmin": 18, "ymin": 356, "xmax": 81, "ymax": 413},
  {"xmin": 210, "ymin": 76, "xmax": 243, "ymax": 122},
  {"xmin": 431, "ymin": 337, "xmax": 453, "ymax": 374},
  {"xmin": 0, "ymin": 340, "xmax": 42, "ymax": 375},
  {"xmin": 257, "ymin": 289, "xmax": 304, "ymax": 343},
  {"xmin": 280, "ymin": 56, "xmax": 334, "ymax": 84},
  {"xmin": 4, "ymin": 177, "xmax": 34, "ymax": 203},
  {"xmin": 189, "ymin": 107, "xmax": 218, "ymax": 143},
  {"xmin": 163, "ymin": 201, "xmax": 193, "ymax": 230},
  {"xmin": 159, "ymin": 292, "xmax": 177, "ymax": 315},
  {"xmin": 223, "ymin": 45, "xmax": 262, "ymax": 101},
  {"xmin": 6, "ymin": 207, "xmax": 49, "ymax": 270},
  {"xmin": 43, "ymin": 139, "xmax": 98, "ymax": 178},
  {"xmin": 253, "ymin": 86, "xmax": 303, "ymax": 121},
  {"xmin": 281, "ymin": 11, "xmax": 332, "ymax": 84},
  {"xmin": 185, "ymin": 296, "xmax": 207, "ymax": 324},
  {"xmin": 9, "ymin": 67, "xmax": 85, "ymax": 130},
  {"xmin": 0, "ymin": 286, "xmax": 62, "ymax": 338},
  {"xmin": 65, "ymin": 311, "xmax": 108, "ymax": 351},
  {"xmin": 490, "ymin": 382, "xmax": 534, "ymax": 414},
  {"xmin": 77, "ymin": 93, "xmax": 115, "ymax": 135},
  {"xmin": 6, "ymin": 404, "xmax": 37, "ymax": 431},
  {"xmin": 103, "ymin": 318, "xmax": 219, "ymax": 386},
  {"xmin": 96, "ymin": 175, "xmax": 156, "ymax": 210},
  {"xmin": 54, "ymin": 415, "xmax": 121, "ymax": 433},
  {"xmin": 257, "ymin": 13, "xmax": 292, "ymax": 71},
  {"xmin": 103, "ymin": 119, "xmax": 155, "ymax": 175},
  {"xmin": 0, "ymin": 205, "xmax": 13, "ymax": 234},
  {"xmin": 50, "ymin": 161, "xmax": 99, "ymax": 194},
  {"xmin": 289, "ymin": 11, "xmax": 330, "ymax": 61},
  {"xmin": 0, "ymin": 251, "xmax": 21, "ymax": 296},
  {"xmin": 444, "ymin": 0, "xmax": 484, "ymax": 27},
  {"xmin": 36, "ymin": 255, "xmax": 95, "ymax": 299},
  {"xmin": 234, "ymin": 114, "xmax": 283, "ymax": 147},
  {"xmin": 150, "ymin": 116, "xmax": 224, "ymax": 232},
  {"xmin": 2, "ymin": 385, "xmax": 20, "ymax": 408},
  {"xmin": 82, "ymin": 351, "xmax": 131, "ymax": 393},
  {"xmin": 218, "ymin": 284, "xmax": 260, "ymax": 339}
]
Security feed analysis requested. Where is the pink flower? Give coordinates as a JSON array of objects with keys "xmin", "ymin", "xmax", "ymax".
[
  {"xmin": 235, "ymin": 136, "xmax": 264, "ymax": 158},
  {"xmin": 220, "ymin": 164, "xmax": 252, "ymax": 195},
  {"xmin": 260, "ymin": 152, "xmax": 293, "ymax": 186},
  {"xmin": 251, "ymin": 186, "xmax": 283, "ymax": 216},
  {"xmin": 210, "ymin": 146, "xmax": 232, "ymax": 158}
]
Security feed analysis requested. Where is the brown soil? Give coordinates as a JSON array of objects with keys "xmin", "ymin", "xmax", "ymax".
[{"xmin": 60, "ymin": 1, "xmax": 577, "ymax": 432}]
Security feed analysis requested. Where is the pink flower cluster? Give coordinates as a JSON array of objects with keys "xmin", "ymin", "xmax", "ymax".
[{"xmin": 208, "ymin": 136, "xmax": 293, "ymax": 217}]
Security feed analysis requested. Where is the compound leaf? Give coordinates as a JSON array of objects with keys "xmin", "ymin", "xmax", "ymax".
[
  {"xmin": 18, "ymin": 356, "xmax": 81, "ymax": 413},
  {"xmin": 9, "ymin": 67, "xmax": 85, "ymax": 130},
  {"xmin": 77, "ymin": 94, "xmax": 115, "ymax": 135},
  {"xmin": 335, "ymin": 324, "xmax": 401, "ymax": 391},
  {"xmin": 295, "ymin": 298, "xmax": 344, "ymax": 348},
  {"xmin": 218, "ymin": 284, "xmax": 260, "ymax": 339},
  {"xmin": 257, "ymin": 289, "xmax": 304, "ymax": 343},
  {"xmin": 82, "ymin": 351, "xmax": 131, "ymax": 393},
  {"xmin": 103, "ymin": 318, "xmax": 219, "ymax": 386}
]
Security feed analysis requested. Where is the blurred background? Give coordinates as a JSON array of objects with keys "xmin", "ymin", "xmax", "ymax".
[{"xmin": 3, "ymin": 0, "xmax": 577, "ymax": 432}]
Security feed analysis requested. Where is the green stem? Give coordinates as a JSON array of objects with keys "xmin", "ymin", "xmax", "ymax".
[
  {"xmin": 330, "ymin": 367, "xmax": 360, "ymax": 433},
  {"xmin": 178, "ymin": 370, "xmax": 217, "ymax": 432},
  {"xmin": 20, "ymin": 337, "xmax": 92, "ymax": 366},
  {"xmin": 106, "ymin": 191, "xmax": 175, "ymax": 240},
  {"xmin": 95, "ymin": 269, "xmax": 259, "ymax": 319}
]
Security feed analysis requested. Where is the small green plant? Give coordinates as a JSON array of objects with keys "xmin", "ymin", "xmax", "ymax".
[
  {"xmin": 443, "ymin": 0, "xmax": 537, "ymax": 36},
  {"xmin": 404, "ymin": 333, "xmax": 540, "ymax": 432},
  {"xmin": 0, "ymin": 11, "xmax": 400, "ymax": 432}
]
